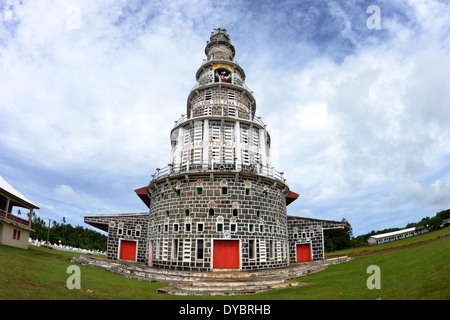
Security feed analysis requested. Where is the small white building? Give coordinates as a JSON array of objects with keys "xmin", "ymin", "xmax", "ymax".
[
  {"xmin": 367, "ymin": 227, "xmax": 421, "ymax": 246},
  {"xmin": 0, "ymin": 176, "xmax": 39, "ymax": 249}
]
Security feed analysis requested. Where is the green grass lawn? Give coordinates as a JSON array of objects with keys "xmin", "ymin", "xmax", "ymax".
[
  {"xmin": 326, "ymin": 227, "xmax": 450, "ymax": 257},
  {"xmin": 0, "ymin": 228, "xmax": 449, "ymax": 300}
]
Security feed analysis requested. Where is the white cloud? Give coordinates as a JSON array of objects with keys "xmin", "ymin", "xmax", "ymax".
[
  {"xmin": 54, "ymin": 184, "xmax": 94, "ymax": 207},
  {"xmin": 1, "ymin": 0, "xmax": 449, "ymax": 236},
  {"xmin": 387, "ymin": 178, "xmax": 450, "ymax": 208}
]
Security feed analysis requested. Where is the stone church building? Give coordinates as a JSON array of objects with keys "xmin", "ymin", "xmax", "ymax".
[{"xmin": 83, "ymin": 29, "xmax": 344, "ymax": 272}]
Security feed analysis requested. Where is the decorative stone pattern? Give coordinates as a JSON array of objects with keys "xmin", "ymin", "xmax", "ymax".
[
  {"xmin": 147, "ymin": 173, "xmax": 289, "ymax": 271},
  {"xmin": 190, "ymin": 87, "xmax": 253, "ymax": 118},
  {"xmin": 84, "ymin": 213, "xmax": 149, "ymax": 263},
  {"xmin": 287, "ymin": 216, "xmax": 344, "ymax": 261}
]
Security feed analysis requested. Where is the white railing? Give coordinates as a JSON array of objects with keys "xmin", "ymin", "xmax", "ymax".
[
  {"xmin": 149, "ymin": 162, "xmax": 286, "ymax": 184},
  {"xmin": 173, "ymin": 112, "xmax": 266, "ymax": 128},
  {"xmin": 190, "ymin": 79, "xmax": 253, "ymax": 95}
]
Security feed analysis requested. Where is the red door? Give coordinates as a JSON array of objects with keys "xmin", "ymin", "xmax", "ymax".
[
  {"xmin": 120, "ymin": 240, "xmax": 137, "ymax": 261},
  {"xmin": 213, "ymin": 240, "xmax": 239, "ymax": 269},
  {"xmin": 296, "ymin": 243, "xmax": 311, "ymax": 262}
]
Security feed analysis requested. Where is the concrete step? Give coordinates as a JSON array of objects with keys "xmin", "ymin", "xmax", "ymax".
[
  {"xmin": 157, "ymin": 280, "xmax": 307, "ymax": 296},
  {"xmin": 71, "ymin": 255, "xmax": 352, "ymax": 296}
]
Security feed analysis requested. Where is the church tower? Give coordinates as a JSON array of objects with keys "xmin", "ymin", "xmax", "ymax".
[
  {"xmin": 147, "ymin": 29, "xmax": 291, "ymax": 271},
  {"xmin": 82, "ymin": 29, "xmax": 347, "ymax": 274}
]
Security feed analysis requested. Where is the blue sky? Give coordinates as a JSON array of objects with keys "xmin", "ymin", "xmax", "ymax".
[{"xmin": 1, "ymin": 0, "xmax": 449, "ymax": 236}]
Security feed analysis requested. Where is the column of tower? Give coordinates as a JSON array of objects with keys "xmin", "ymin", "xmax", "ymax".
[{"xmin": 147, "ymin": 29, "xmax": 291, "ymax": 271}]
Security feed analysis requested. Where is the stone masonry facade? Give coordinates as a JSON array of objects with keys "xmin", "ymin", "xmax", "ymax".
[
  {"xmin": 84, "ymin": 213, "xmax": 149, "ymax": 263},
  {"xmin": 287, "ymin": 216, "xmax": 344, "ymax": 262},
  {"xmin": 147, "ymin": 172, "xmax": 289, "ymax": 271}
]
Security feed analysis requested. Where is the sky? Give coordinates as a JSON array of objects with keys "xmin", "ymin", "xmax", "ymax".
[{"xmin": 1, "ymin": 0, "xmax": 449, "ymax": 237}]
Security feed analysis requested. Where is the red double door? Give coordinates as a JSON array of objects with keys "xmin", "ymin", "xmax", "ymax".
[
  {"xmin": 120, "ymin": 240, "xmax": 137, "ymax": 261},
  {"xmin": 296, "ymin": 243, "xmax": 311, "ymax": 262},
  {"xmin": 213, "ymin": 240, "xmax": 240, "ymax": 269}
]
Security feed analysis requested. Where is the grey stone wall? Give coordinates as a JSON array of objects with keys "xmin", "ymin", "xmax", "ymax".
[
  {"xmin": 287, "ymin": 216, "xmax": 344, "ymax": 261},
  {"xmin": 148, "ymin": 172, "xmax": 289, "ymax": 271},
  {"xmin": 84, "ymin": 213, "xmax": 149, "ymax": 263}
]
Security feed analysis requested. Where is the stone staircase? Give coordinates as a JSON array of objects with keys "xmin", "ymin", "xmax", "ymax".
[{"xmin": 71, "ymin": 255, "xmax": 351, "ymax": 296}]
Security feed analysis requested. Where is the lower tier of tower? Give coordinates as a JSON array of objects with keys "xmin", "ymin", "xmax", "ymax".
[
  {"xmin": 150, "ymin": 236, "xmax": 289, "ymax": 272},
  {"xmin": 147, "ymin": 171, "xmax": 289, "ymax": 271}
]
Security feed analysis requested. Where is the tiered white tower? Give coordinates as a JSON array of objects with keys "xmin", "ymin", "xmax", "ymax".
[
  {"xmin": 147, "ymin": 29, "xmax": 290, "ymax": 271},
  {"xmin": 167, "ymin": 28, "xmax": 277, "ymax": 179}
]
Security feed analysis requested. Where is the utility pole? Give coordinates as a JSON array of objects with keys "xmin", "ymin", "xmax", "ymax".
[{"xmin": 47, "ymin": 218, "xmax": 51, "ymax": 245}]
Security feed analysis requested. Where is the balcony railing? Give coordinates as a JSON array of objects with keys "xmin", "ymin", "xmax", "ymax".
[
  {"xmin": 190, "ymin": 78, "xmax": 253, "ymax": 95},
  {"xmin": 173, "ymin": 111, "xmax": 266, "ymax": 129},
  {"xmin": 149, "ymin": 162, "xmax": 286, "ymax": 184},
  {"xmin": 0, "ymin": 209, "xmax": 31, "ymax": 228}
]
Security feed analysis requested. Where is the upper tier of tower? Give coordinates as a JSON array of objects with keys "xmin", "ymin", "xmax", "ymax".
[{"xmin": 186, "ymin": 28, "xmax": 256, "ymax": 122}]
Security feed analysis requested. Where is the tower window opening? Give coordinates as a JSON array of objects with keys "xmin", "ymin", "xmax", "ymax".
[
  {"xmin": 215, "ymin": 69, "xmax": 231, "ymax": 83},
  {"xmin": 232, "ymin": 208, "xmax": 239, "ymax": 217},
  {"xmin": 196, "ymin": 239, "xmax": 204, "ymax": 259},
  {"xmin": 172, "ymin": 239, "xmax": 178, "ymax": 259},
  {"xmin": 208, "ymin": 208, "xmax": 215, "ymax": 217},
  {"xmin": 249, "ymin": 239, "xmax": 256, "ymax": 259},
  {"xmin": 205, "ymin": 89, "xmax": 212, "ymax": 100}
]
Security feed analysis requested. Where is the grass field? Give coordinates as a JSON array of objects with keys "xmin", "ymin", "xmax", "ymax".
[{"xmin": 0, "ymin": 228, "xmax": 449, "ymax": 300}]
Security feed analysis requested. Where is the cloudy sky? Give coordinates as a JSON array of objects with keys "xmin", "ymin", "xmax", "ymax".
[{"xmin": 1, "ymin": 0, "xmax": 449, "ymax": 236}]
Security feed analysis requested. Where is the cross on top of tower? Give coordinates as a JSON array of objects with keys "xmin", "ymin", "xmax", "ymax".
[
  {"xmin": 211, "ymin": 27, "xmax": 229, "ymax": 37},
  {"xmin": 213, "ymin": 27, "xmax": 227, "ymax": 34}
]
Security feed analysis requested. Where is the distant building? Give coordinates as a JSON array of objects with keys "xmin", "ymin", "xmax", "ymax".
[
  {"xmin": 366, "ymin": 227, "xmax": 426, "ymax": 246},
  {"xmin": 441, "ymin": 218, "xmax": 450, "ymax": 228},
  {"xmin": 83, "ymin": 29, "xmax": 345, "ymax": 271},
  {"xmin": 0, "ymin": 176, "xmax": 39, "ymax": 249}
]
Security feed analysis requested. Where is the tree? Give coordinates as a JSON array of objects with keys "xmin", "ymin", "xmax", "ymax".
[
  {"xmin": 436, "ymin": 209, "xmax": 450, "ymax": 221},
  {"xmin": 30, "ymin": 215, "xmax": 107, "ymax": 251},
  {"xmin": 324, "ymin": 218, "xmax": 353, "ymax": 252}
]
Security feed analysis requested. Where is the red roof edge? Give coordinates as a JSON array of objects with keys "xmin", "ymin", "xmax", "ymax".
[
  {"xmin": 286, "ymin": 191, "xmax": 299, "ymax": 206},
  {"xmin": 134, "ymin": 186, "xmax": 150, "ymax": 208}
]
